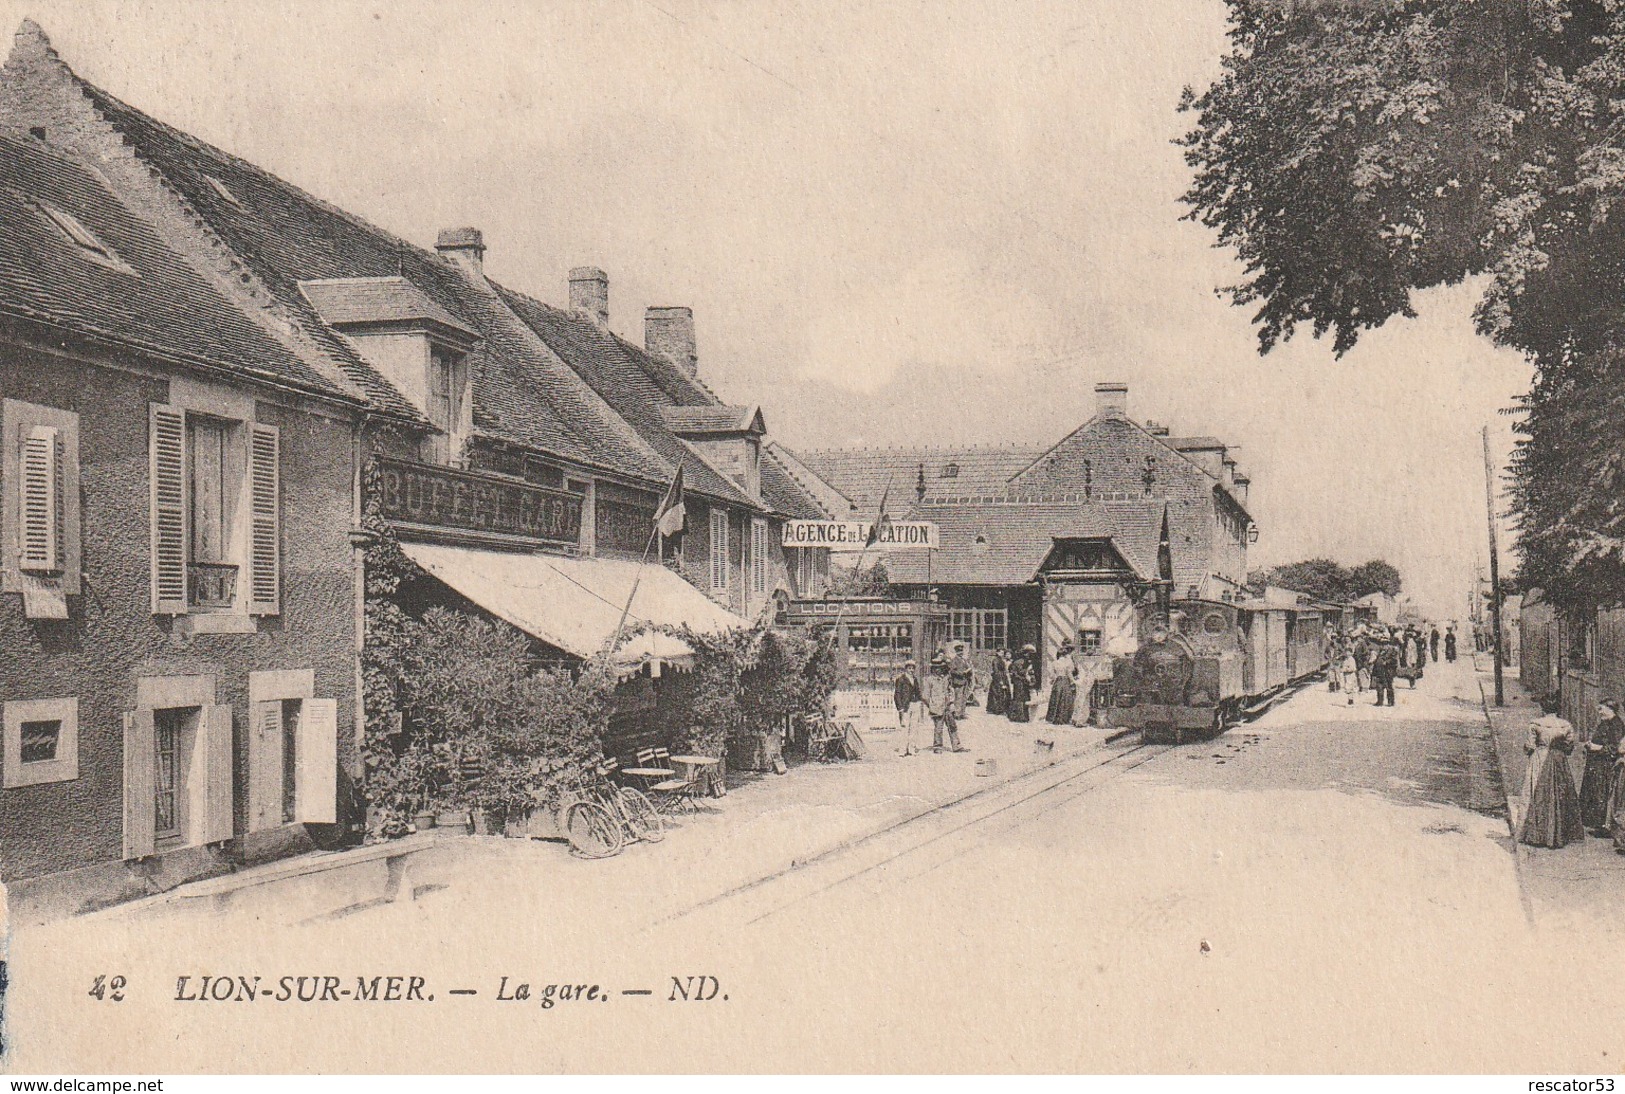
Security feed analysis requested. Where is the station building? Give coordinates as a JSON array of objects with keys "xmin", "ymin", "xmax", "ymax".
[{"xmin": 797, "ymin": 383, "xmax": 1257, "ymax": 681}]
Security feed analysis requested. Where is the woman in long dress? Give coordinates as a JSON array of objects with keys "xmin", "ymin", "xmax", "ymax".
[
  {"xmin": 985, "ymin": 650, "xmax": 1012, "ymax": 717},
  {"xmin": 1583, "ymin": 700, "xmax": 1625, "ymax": 832},
  {"xmin": 1008, "ymin": 645, "xmax": 1036, "ymax": 723},
  {"xmin": 1519, "ymin": 713, "xmax": 1585, "ymax": 848},
  {"xmin": 1045, "ymin": 644, "xmax": 1076, "ymax": 725}
]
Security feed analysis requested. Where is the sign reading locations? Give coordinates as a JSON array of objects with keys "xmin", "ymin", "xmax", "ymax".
[
  {"xmin": 781, "ymin": 520, "xmax": 938, "ymax": 550},
  {"xmin": 375, "ymin": 458, "xmax": 583, "ymax": 545}
]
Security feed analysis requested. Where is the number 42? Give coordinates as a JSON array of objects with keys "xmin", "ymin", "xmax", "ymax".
[{"xmin": 88, "ymin": 974, "xmax": 126, "ymax": 1002}]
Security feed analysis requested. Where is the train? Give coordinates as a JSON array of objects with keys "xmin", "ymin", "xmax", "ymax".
[{"xmin": 1104, "ymin": 591, "xmax": 1338, "ymax": 744}]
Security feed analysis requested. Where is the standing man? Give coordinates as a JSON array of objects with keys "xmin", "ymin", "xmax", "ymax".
[
  {"xmin": 922, "ymin": 653, "xmax": 968, "ymax": 753},
  {"xmin": 893, "ymin": 660, "xmax": 923, "ymax": 757},
  {"xmin": 1430, "ymin": 624, "xmax": 1441, "ymax": 663},
  {"xmin": 1353, "ymin": 628, "xmax": 1372, "ymax": 692},
  {"xmin": 1445, "ymin": 625, "xmax": 1458, "ymax": 663},
  {"xmin": 1371, "ymin": 635, "xmax": 1399, "ymax": 707},
  {"xmin": 949, "ymin": 641, "xmax": 975, "ymax": 719}
]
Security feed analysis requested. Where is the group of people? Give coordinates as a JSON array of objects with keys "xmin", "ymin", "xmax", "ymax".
[
  {"xmin": 1326, "ymin": 622, "xmax": 1457, "ymax": 707},
  {"xmin": 1517, "ymin": 699, "xmax": 1625, "ymax": 852},
  {"xmin": 891, "ymin": 638, "xmax": 1100, "ymax": 757},
  {"xmin": 891, "ymin": 643, "xmax": 977, "ymax": 756}
]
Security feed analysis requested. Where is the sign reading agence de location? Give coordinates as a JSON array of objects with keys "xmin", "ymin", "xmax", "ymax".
[{"xmin": 781, "ymin": 520, "xmax": 938, "ymax": 549}]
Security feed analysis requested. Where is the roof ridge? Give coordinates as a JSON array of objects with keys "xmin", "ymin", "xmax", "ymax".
[{"xmin": 52, "ymin": 73, "xmax": 418, "ymax": 418}]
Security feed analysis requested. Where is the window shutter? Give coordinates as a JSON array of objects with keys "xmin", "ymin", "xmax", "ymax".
[
  {"xmin": 248, "ymin": 423, "xmax": 280, "ymax": 614},
  {"xmin": 296, "ymin": 697, "xmax": 338, "ymax": 824},
  {"xmin": 122, "ymin": 710, "xmax": 156, "ymax": 860},
  {"xmin": 195, "ymin": 704, "xmax": 235, "ymax": 845},
  {"xmin": 19, "ymin": 425, "xmax": 61, "ymax": 572},
  {"xmin": 148, "ymin": 404, "xmax": 188, "ymax": 614},
  {"xmin": 247, "ymin": 700, "xmax": 284, "ymax": 832}
]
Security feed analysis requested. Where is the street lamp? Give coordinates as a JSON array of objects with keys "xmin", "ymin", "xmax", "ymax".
[{"xmin": 1247, "ymin": 524, "xmax": 1260, "ymax": 544}]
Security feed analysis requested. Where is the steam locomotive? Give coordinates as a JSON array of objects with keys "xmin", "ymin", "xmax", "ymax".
[{"xmin": 1104, "ymin": 595, "xmax": 1331, "ymax": 744}]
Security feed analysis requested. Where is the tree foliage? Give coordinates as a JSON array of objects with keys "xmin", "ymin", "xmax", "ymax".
[
  {"xmin": 1181, "ymin": 0, "xmax": 1625, "ymax": 608},
  {"xmin": 1253, "ymin": 556, "xmax": 1404, "ymax": 600}
]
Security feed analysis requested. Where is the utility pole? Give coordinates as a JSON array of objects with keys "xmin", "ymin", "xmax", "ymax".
[{"xmin": 1482, "ymin": 425, "xmax": 1505, "ymax": 707}]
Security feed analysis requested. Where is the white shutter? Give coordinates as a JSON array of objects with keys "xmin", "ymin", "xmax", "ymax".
[
  {"xmin": 149, "ymin": 405, "xmax": 188, "ymax": 614},
  {"xmin": 194, "ymin": 704, "xmax": 235, "ymax": 845},
  {"xmin": 247, "ymin": 423, "xmax": 280, "ymax": 615},
  {"xmin": 296, "ymin": 698, "xmax": 338, "ymax": 824},
  {"xmin": 122, "ymin": 710, "xmax": 156, "ymax": 860},
  {"xmin": 710, "ymin": 509, "xmax": 728, "ymax": 590},
  {"xmin": 247, "ymin": 700, "xmax": 284, "ymax": 832},
  {"xmin": 19, "ymin": 425, "xmax": 60, "ymax": 572}
]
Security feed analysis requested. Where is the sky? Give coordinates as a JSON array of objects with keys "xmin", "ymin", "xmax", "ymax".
[{"xmin": 4, "ymin": 0, "xmax": 1534, "ymax": 620}]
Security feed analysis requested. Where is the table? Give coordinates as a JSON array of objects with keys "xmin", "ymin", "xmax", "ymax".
[
  {"xmin": 669, "ymin": 755, "xmax": 723, "ymax": 798},
  {"xmin": 622, "ymin": 767, "xmax": 676, "ymax": 779}
]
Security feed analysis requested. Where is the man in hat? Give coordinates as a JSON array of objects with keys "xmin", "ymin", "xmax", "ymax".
[
  {"xmin": 949, "ymin": 641, "xmax": 975, "ymax": 719},
  {"xmin": 893, "ymin": 660, "xmax": 923, "ymax": 757},
  {"xmin": 922, "ymin": 652, "xmax": 968, "ymax": 752}
]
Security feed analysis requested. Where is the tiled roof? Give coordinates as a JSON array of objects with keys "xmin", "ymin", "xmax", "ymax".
[
  {"xmin": 660, "ymin": 405, "xmax": 763, "ymax": 435},
  {"xmin": 299, "ymin": 276, "xmax": 477, "ymax": 340},
  {"xmin": 796, "ymin": 445, "xmax": 1043, "ymax": 515},
  {"xmin": 765, "ymin": 442, "xmax": 853, "ymax": 520},
  {"xmin": 493, "ymin": 288, "xmax": 764, "ymax": 510},
  {"xmin": 760, "ymin": 446, "xmax": 831, "ymax": 520},
  {"xmin": 73, "ymin": 78, "xmax": 676, "ymax": 478},
  {"xmin": 881, "ymin": 500, "xmax": 1167, "ymax": 586},
  {"xmin": 1168, "ymin": 436, "xmax": 1225, "ymax": 451},
  {"xmin": 0, "ymin": 133, "xmax": 352, "ymax": 401}
]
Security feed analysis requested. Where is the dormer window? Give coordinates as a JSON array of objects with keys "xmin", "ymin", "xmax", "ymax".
[
  {"xmin": 31, "ymin": 200, "xmax": 131, "ymax": 273},
  {"xmin": 205, "ymin": 175, "xmax": 242, "ymax": 207},
  {"xmin": 941, "ymin": 462, "xmax": 959, "ymax": 479},
  {"xmin": 425, "ymin": 347, "xmax": 468, "ymax": 465}
]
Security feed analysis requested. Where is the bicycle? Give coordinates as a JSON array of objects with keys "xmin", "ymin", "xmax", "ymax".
[{"xmin": 560, "ymin": 763, "xmax": 664, "ymax": 859}]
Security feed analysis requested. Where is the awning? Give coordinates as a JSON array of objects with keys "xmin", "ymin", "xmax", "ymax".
[{"xmin": 400, "ymin": 542, "xmax": 748, "ymax": 676}]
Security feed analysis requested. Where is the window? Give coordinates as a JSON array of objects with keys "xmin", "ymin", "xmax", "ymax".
[
  {"xmin": 30, "ymin": 200, "xmax": 131, "ymax": 272},
  {"xmin": 3, "ymin": 697, "xmax": 78, "ymax": 787},
  {"xmin": 1078, "ymin": 629, "xmax": 1103, "ymax": 655},
  {"xmin": 3, "ymin": 400, "xmax": 81, "ymax": 617},
  {"xmin": 794, "ymin": 547, "xmax": 820, "ymax": 597},
  {"xmin": 248, "ymin": 669, "xmax": 337, "ymax": 831},
  {"xmin": 948, "ymin": 608, "xmax": 1008, "ymax": 651},
  {"xmin": 710, "ymin": 509, "xmax": 729, "ymax": 591},
  {"xmin": 941, "ymin": 462, "xmax": 959, "ymax": 478},
  {"xmin": 153, "ymin": 707, "xmax": 189, "ymax": 840},
  {"xmin": 750, "ymin": 518, "xmax": 768, "ymax": 597},
  {"xmin": 425, "ymin": 350, "xmax": 466, "ymax": 464},
  {"xmin": 149, "ymin": 403, "xmax": 279, "ymax": 617}
]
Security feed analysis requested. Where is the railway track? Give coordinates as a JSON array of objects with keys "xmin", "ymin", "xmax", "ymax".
[{"xmin": 658, "ymin": 738, "xmax": 1175, "ymax": 931}]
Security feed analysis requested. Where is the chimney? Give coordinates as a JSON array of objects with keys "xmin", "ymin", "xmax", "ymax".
[
  {"xmin": 645, "ymin": 306, "xmax": 697, "ymax": 375},
  {"xmin": 1145, "ymin": 419, "xmax": 1170, "ymax": 437},
  {"xmin": 436, "ymin": 227, "xmax": 485, "ymax": 279},
  {"xmin": 1232, "ymin": 471, "xmax": 1250, "ymax": 506},
  {"xmin": 569, "ymin": 267, "xmax": 609, "ymax": 326},
  {"xmin": 1095, "ymin": 382, "xmax": 1128, "ymax": 420}
]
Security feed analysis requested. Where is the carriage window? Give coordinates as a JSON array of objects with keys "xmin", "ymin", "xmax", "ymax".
[
  {"xmin": 1204, "ymin": 612, "xmax": 1229, "ymax": 635},
  {"xmin": 1078, "ymin": 629, "xmax": 1102, "ymax": 654}
]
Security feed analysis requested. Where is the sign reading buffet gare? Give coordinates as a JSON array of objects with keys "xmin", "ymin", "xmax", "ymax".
[
  {"xmin": 375, "ymin": 457, "xmax": 584, "ymax": 545},
  {"xmin": 782, "ymin": 520, "xmax": 939, "ymax": 550}
]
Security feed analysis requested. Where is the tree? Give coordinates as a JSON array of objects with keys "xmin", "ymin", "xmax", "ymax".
[
  {"xmin": 828, "ymin": 558, "xmax": 892, "ymax": 597},
  {"xmin": 1255, "ymin": 557, "xmax": 1404, "ymax": 600},
  {"xmin": 1348, "ymin": 559, "xmax": 1403, "ymax": 597},
  {"xmin": 1180, "ymin": 0, "xmax": 1625, "ymax": 609}
]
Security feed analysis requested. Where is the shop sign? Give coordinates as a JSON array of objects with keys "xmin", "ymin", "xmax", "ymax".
[
  {"xmin": 781, "ymin": 520, "xmax": 938, "ymax": 550},
  {"xmin": 375, "ymin": 458, "xmax": 582, "ymax": 545}
]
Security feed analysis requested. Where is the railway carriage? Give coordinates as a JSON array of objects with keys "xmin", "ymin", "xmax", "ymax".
[{"xmin": 1105, "ymin": 593, "xmax": 1332, "ymax": 744}]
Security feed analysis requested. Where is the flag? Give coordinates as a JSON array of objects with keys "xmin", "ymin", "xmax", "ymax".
[
  {"xmin": 655, "ymin": 465, "xmax": 686, "ymax": 537},
  {"xmin": 865, "ymin": 484, "xmax": 892, "ymax": 548}
]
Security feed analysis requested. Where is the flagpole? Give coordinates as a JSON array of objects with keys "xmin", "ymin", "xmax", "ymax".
[
  {"xmin": 826, "ymin": 476, "xmax": 897, "ymax": 687},
  {"xmin": 603, "ymin": 468, "xmax": 683, "ymax": 673}
]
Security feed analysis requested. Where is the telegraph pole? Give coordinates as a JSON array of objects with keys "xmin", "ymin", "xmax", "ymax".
[{"xmin": 1482, "ymin": 425, "xmax": 1505, "ymax": 707}]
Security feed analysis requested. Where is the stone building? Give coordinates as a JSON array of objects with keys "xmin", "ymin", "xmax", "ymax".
[
  {"xmin": 0, "ymin": 20, "xmax": 834, "ymax": 913},
  {"xmin": 798, "ymin": 383, "xmax": 1256, "ymax": 674}
]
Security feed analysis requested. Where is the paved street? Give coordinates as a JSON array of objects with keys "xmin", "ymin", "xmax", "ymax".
[{"xmin": 11, "ymin": 657, "xmax": 1623, "ymax": 1072}]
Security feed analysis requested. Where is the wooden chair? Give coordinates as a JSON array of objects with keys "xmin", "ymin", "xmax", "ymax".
[{"xmin": 647, "ymin": 746, "xmax": 698, "ymax": 814}]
